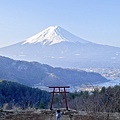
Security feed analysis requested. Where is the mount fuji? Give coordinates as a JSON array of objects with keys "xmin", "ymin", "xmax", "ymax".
[
  {"xmin": 0, "ymin": 26, "xmax": 120, "ymax": 68},
  {"xmin": 23, "ymin": 26, "xmax": 90, "ymax": 45}
]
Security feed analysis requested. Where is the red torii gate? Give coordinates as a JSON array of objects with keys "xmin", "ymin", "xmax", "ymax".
[{"xmin": 49, "ymin": 86, "xmax": 70, "ymax": 110}]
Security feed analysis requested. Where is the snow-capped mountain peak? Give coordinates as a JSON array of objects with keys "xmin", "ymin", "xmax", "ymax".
[
  {"xmin": 23, "ymin": 26, "xmax": 89, "ymax": 45},
  {"xmin": 1, "ymin": 26, "xmax": 120, "ymax": 68}
]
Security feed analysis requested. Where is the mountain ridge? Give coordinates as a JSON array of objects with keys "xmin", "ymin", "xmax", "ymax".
[
  {"xmin": 0, "ymin": 56, "xmax": 108, "ymax": 87},
  {"xmin": 0, "ymin": 26, "xmax": 120, "ymax": 68}
]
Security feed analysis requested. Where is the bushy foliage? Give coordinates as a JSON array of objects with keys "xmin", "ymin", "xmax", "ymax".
[
  {"xmin": 0, "ymin": 80, "xmax": 51, "ymax": 109},
  {"xmin": 53, "ymin": 85, "xmax": 120, "ymax": 113},
  {"xmin": 67, "ymin": 85, "xmax": 120, "ymax": 113}
]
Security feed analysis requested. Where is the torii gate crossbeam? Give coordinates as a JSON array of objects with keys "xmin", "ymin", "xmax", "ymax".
[{"xmin": 49, "ymin": 86, "xmax": 70, "ymax": 110}]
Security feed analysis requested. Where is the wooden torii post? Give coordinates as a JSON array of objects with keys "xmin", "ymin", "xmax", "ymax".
[{"xmin": 49, "ymin": 86, "xmax": 70, "ymax": 110}]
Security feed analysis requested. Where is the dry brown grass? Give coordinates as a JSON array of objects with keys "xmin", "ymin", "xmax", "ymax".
[{"xmin": 0, "ymin": 109, "xmax": 120, "ymax": 120}]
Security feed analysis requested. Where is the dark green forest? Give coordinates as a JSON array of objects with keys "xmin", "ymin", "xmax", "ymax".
[{"xmin": 0, "ymin": 80, "xmax": 51, "ymax": 109}]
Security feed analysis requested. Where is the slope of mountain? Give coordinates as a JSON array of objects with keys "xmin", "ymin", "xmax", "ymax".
[
  {"xmin": 0, "ymin": 80, "xmax": 50, "ymax": 109},
  {"xmin": 23, "ymin": 26, "xmax": 90, "ymax": 45},
  {"xmin": 0, "ymin": 56, "xmax": 108, "ymax": 87},
  {"xmin": 0, "ymin": 26, "xmax": 120, "ymax": 68}
]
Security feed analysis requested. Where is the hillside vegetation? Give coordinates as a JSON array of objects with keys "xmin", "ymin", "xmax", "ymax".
[
  {"xmin": 0, "ymin": 80, "xmax": 119, "ymax": 120},
  {"xmin": 0, "ymin": 80, "xmax": 50, "ymax": 109},
  {"xmin": 54, "ymin": 85, "xmax": 120, "ymax": 113},
  {"xmin": 0, "ymin": 56, "xmax": 108, "ymax": 87}
]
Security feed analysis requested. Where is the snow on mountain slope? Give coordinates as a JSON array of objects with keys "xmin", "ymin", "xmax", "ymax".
[
  {"xmin": 23, "ymin": 26, "xmax": 90, "ymax": 45},
  {"xmin": 0, "ymin": 26, "xmax": 120, "ymax": 68}
]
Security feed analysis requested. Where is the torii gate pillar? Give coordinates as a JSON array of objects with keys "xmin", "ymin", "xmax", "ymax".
[{"xmin": 49, "ymin": 86, "xmax": 70, "ymax": 110}]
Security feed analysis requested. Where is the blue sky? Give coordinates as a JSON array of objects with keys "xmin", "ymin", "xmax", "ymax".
[{"xmin": 0, "ymin": 0, "xmax": 120, "ymax": 47}]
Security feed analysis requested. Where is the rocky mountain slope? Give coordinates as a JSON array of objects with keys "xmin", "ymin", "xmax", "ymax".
[{"xmin": 0, "ymin": 56, "xmax": 108, "ymax": 87}]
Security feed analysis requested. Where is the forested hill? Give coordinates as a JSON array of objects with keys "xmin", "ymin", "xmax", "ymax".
[
  {"xmin": 0, "ymin": 56, "xmax": 108, "ymax": 87},
  {"xmin": 0, "ymin": 80, "xmax": 51, "ymax": 109}
]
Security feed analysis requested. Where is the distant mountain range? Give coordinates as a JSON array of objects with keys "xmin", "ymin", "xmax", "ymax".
[
  {"xmin": 0, "ymin": 26, "xmax": 120, "ymax": 68},
  {"xmin": 0, "ymin": 56, "xmax": 108, "ymax": 87}
]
